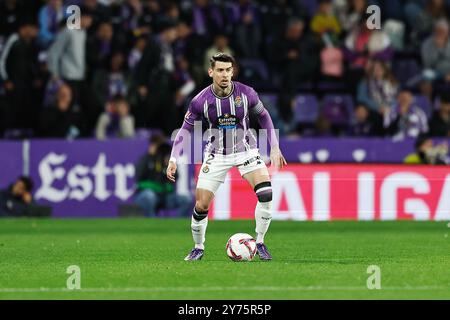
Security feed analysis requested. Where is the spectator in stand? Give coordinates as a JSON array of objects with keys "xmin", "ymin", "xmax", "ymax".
[
  {"xmin": 258, "ymin": 0, "xmax": 305, "ymax": 41},
  {"xmin": 137, "ymin": 0, "xmax": 161, "ymax": 35},
  {"xmin": 203, "ymin": 33, "xmax": 234, "ymax": 74},
  {"xmin": 404, "ymin": 134, "xmax": 449, "ymax": 164},
  {"xmin": 429, "ymin": 92, "xmax": 450, "ymax": 136},
  {"xmin": 344, "ymin": 14, "xmax": 393, "ymax": 93},
  {"xmin": 0, "ymin": 176, "xmax": 34, "ymax": 217},
  {"xmin": 92, "ymin": 51, "xmax": 131, "ymax": 110},
  {"xmin": 421, "ymin": 18, "xmax": 450, "ymax": 83},
  {"xmin": 47, "ymin": 11, "xmax": 92, "ymax": 106},
  {"xmin": 95, "ymin": 95, "xmax": 135, "ymax": 140},
  {"xmin": 269, "ymin": 17, "xmax": 319, "ymax": 124},
  {"xmin": 349, "ymin": 103, "xmax": 384, "ymax": 137},
  {"xmin": 384, "ymin": 88, "xmax": 429, "ymax": 139},
  {"xmin": 0, "ymin": 18, "xmax": 39, "ymax": 130},
  {"xmin": 128, "ymin": 35, "xmax": 147, "ymax": 71},
  {"xmin": 228, "ymin": 0, "xmax": 262, "ymax": 58},
  {"xmin": 134, "ymin": 133, "xmax": 192, "ymax": 217},
  {"xmin": 189, "ymin": 0, "xmax": 225, "ymax": 43},
  {"xmin": 38, "ymin": 83, "xmax": 84, "ymax": 138},
  {"xmin": 357, "ymin": 59, "xmax": 399, "ymax": 116},
  {"xmin": 174, "ymin": 55, "xmax": 196, "ymax": 110},
  {"xmin": 120, "ymin": 0, "xmax": 143, "ymax": 34},
  {"xmin": 333, "ymin": 0, "xmax": 367, "ymax": 34},
  {"xmin": 310, "ymin": 0, "xmax": 341, "ymax": 41},
  {"xmin": 80, "ymin": 0, "xmax": 111, "ymax": 32},
  {"xmin": 87, "ymin": 21, "xmax": 115, "ymax": 73},
  {"xmin": 135, "ymin": 19, "xmax": 178, "ymax": 133},
  {"xmin": 173, "ymin": 20, "xmax": 208, "ymax": 87},
  {"xmin": 404, "ymin": 0, "xmax": 448, "ymax": 48},
  {"xmin": 37, "ymin": 0, "xmax": 66, "ymax": 48}
]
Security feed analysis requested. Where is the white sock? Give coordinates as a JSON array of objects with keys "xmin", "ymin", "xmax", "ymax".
[
  {"xmin": 255, "ymin": 201, "xmax": 272, "ymax": 244},
  {"xmin": 191, "ymin": 216, "xmax": 208, "ymax": 250}
]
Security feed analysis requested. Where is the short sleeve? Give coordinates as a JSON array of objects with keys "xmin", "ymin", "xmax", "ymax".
[
  {"xmin": 183, "ymin": 100, "xmax": 202, "ymax": 126},
  {"xmin": 247, "ymin": 87, "xmax": 265, "ymax": 115}
]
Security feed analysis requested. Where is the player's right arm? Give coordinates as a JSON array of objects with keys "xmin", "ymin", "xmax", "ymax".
[{"xmin": 166, "ymin": 102, "xmax": 201, "ymax": 182}]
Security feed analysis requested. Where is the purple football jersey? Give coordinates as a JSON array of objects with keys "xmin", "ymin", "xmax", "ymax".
[{"xmin": 183, "ymin": 81, "xmax": 265, "ymax": 155}]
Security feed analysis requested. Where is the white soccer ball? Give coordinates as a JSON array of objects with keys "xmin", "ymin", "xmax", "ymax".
[{"xmin": 226, "ymin": 233, "xmax": 257, "ymax": 261}]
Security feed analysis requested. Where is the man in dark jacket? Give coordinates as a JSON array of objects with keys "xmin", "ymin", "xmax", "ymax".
[
  {"xmin": 134, "ymin": 19, "xmax": 178, "ymax": 133},
  {"xmin": 134, "ymin": 133, "xmax": 192, "ymax": 216},
  {"xmin": 38, "ymin": 84, "xmax": 84, "ymax": 138},
  {"xmin": 0, "ymin": 176, "xmax": 34, "ymax": 217},
  {"xmin": 0, "ymin": 18, "xmax": 39, "ymax": 129},
  {"xmin": 429, "ymin": 93, "xmax": 450, "ymax": 137}
]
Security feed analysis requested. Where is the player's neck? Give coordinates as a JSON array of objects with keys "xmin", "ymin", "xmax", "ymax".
[{"xmin": 212, "ymin": 82, "xmax": 233, "ymax": 98}]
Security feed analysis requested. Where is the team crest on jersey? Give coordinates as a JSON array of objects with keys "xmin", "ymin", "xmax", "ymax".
[
  {"xmin": 234, "ymin": 96, "xmax": 242, "ymax": 107},
  {"xmin": 202, "ymin": 165, "xmax": 210, "ymax": 173}
]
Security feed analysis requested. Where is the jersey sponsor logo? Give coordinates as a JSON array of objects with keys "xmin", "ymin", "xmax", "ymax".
[
  {"xmin": 234, "ymin": 96, "xmax": 242, "ymax": 107},
  {"xmin": 217, "ymin": 113, "xmax": 239, "ymax": 129}
]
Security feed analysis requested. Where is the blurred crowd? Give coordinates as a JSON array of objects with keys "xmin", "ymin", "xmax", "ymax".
[{"xmin": 0, "ymin": 0, "xmax": 450, "ymax": 141}]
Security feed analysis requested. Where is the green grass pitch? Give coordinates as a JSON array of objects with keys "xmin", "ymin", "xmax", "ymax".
[{"xmin": 0, "ymin": 218, "xmax": 449, "ymax": 299}]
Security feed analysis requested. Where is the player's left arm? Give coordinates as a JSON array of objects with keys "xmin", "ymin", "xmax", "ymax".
[{"xmin": 249, "ymin": 90, "xmax": 287, "ymax": 169}]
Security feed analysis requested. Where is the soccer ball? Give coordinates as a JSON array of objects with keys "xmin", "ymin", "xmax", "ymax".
[{"xmin": 226, "ymin": 233, "xmax": 257, "ymax": 262}]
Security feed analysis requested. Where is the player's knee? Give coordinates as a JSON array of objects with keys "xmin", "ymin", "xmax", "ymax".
[
  {"xmin": 254, "ymin": 181, "xmax": 272, "ymax": 203},
  {"xmin": 193, "ymin": 201, "xmax": 209, "ymax": 221},
  {"xmin": 195, "ymin": 200, "xmax": 210, "ymax": 212}
]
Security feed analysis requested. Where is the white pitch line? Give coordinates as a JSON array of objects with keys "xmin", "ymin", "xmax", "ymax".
[{"xmin": 0, "ymin": 286, "xmax": 448, "ymax": 293}]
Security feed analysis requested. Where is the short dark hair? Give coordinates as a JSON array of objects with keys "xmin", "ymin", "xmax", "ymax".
[
  {"xmin": 149, "ymin": 132, "xmax": 167, "ymax": 146},
  {"xmin": 111, "ymin": 94, "xmax": 128, "ymax": 106},
  {"xmin": 415, "ymin": 134, "xmax": 431, "ymax": 150},
  {"xmin": 209, "ymin": 53, "xmax": 235, "ymax": 69},
  {"xmin": 17, "ymin": 176, "xmax": 34, "ymax": 193}
]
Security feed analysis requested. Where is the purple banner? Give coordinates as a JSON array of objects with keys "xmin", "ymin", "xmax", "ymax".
[
  {"xmin": 0, "ymin": 141, "xmax": 23, "ymax": 189},
  {"xmin": 29, "ymin": 139, "xmax": 147, "ymax": 217},
  {"xmin": 280, "ymin": 138, "xmax": 418, "ymax": 163}
]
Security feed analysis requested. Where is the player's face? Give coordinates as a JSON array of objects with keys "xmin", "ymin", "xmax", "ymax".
[{"xmin": 209, "ymin": 61, "xmax": 234, "ymax": 89}]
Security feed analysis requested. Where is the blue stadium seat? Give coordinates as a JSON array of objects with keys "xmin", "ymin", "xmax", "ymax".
[
  {"xmin": 321, "ymin": 94, "xmax": 355, "ymax": 125},
  {"xmin": 293, "ymin": 94, "xmax": 319, "ymax": 123}
]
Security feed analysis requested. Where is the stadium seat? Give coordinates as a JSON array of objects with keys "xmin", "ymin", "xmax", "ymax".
[
  {"xmin": 321, "ymin": 94, "xmax": 354, "ymax": 125},
  {"xmin": 293, "ymin": 94, "xmax": 319, "ymax": 123},
  {"xmin": 413, "ymin": 95, "xmax": 432, "ymax": 119}
]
